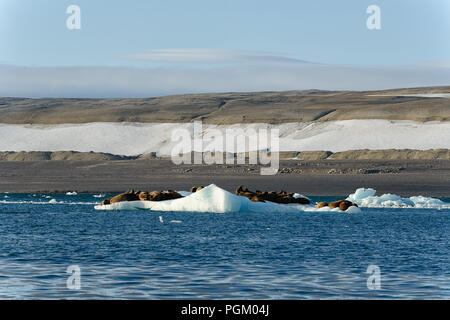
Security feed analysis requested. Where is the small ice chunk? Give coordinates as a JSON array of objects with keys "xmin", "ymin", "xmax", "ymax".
[{"xmin": 345, "ymin": 206, "xmax": 361, "ymax": 214}]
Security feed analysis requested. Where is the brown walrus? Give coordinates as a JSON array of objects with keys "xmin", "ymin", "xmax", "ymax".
[
  {"xmin": 317, "ymin": 202, "xmax": 328, "ymax": 208},
  {"xmin": 102, "ymin": 188, "xmax": 185, "ymax": 205},
  {"xmin": 109, "ymin": 192, "xmax": 140, "ymax": 204},
  {"xmin": 250, "ymin": 195, "xmax": 266, "ymax": 203},
  {"xmin": 235, "ymin": 185, "xmax": 311, "ymax": 205},
  {"xmin": 148, "ymin": 190, "xmax": 184, "ymax": 201},
  {"xmin": 167, "ymin": 190, "xmax": 183, "ymax": 199},
  {"xmin": 139, "ymin": 192, "xmax": 150, "ymax": 201},
  {"xmin": 318, "ymin": 200, "xmax": 358, "ymax": 211},
  {"xmin": 339, "ymin": 200, "xmax": 357, "ymax": 211},
  {"xmin": 190, "ymin": 186, "xmax": 205, "ymax": 193},
  {"xmin": 293, "ymin": 196, "xmax": 311, "ymax": 204}
]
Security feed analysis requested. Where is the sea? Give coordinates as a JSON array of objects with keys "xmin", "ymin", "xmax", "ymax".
[{"xmin": 0, "ymin": 193, "xmax": 449, "ymax": 299}]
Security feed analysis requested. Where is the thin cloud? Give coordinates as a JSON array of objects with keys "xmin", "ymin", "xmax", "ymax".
[
  {"xmin": 0, "ymin": 64, "xmax": 449, "ymax": 98},
  {"xmin": 125, "ymin": 48, "xmax": 312, "ymax": 65}
]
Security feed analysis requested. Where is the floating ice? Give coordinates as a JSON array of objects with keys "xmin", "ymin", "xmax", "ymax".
[
  {"xmin": 66, "ymin": 191, "xmax": 78, "ymax": 196},
  {"xmin": 95, "ymin": 184, "xmax": 359, "ymax": 214},
  {"xmin": 347, "ymin": 188, "xmax": 450, "ymax": 209}
]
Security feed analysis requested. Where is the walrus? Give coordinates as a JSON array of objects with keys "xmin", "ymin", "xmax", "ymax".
[
  {"xmin": 190, "ymin": 186, "xmax": 205, "ymax": 193},
  {"xmin": 101, "ymin": 198, "xmax": 111, "ymax": 205},
  {"xmin": 250, "ymin": 195, "xmax": 265, "ymax": 203},
  {"xmin": 324, "ymin": 200, "xmax": 358, "ymax": 211},
  {"xmin": 339, "ymin": 200, "xmax": 357, "ymax": 211},
  {"xmin": 139, "ymin": 192, "xmax": 150, "ymax": 201},
  {"xmin": 235, "ymin": 185, "xmax": 311, "ymax": 205},
  {"xmin": 328, "ymin": 200, "xmax": 343, "ymax": 209},
  {"xmin": 109, "ymin": 192, "xmax": 140, "ymax": 204},
  {"xmin": 317, "ymin": 202, "xmax": 328, "ymax": 208},
  {"xmin": 149, "ymin": 191, "xmax": 165, "ymax": 201},
  {"xmin": 148, "ymin": 190, "xmax": 184, "ymax": 201},
  {"xmin": 167, "ymin": 190, "xmax": 183, "ymax": 199},
  {"xmin": 293, "ymin": 197, "xmax": 311, "ymax": 204},
  {"xmin": 236, "ymin": 185, "xmax": 245, "ymax": 194}
]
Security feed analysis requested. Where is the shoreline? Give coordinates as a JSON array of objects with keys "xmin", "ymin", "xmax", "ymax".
[{"xmin": 0, "ymin": 159, "xmax": 449, "ymax": 197}]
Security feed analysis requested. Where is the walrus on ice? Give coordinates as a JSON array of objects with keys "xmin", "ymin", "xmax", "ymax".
[
  {"xmin": 109, "ymin": 191, "xmax": 140, "ymax": 204},
  {"xmin": 316, "ymin": 200, "xmax": 358, "ymax": 211},
  {"xmin": 101, "ymin": 189, "xmax": 184, "ymax": 205},
  {"xmin": 236, "ymin": 185, "xmax": 311, "ymax": 204}
]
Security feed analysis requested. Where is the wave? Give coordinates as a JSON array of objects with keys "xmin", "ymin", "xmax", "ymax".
[{"xmin": 0, "ymin": 199, "xmax": 97, "ymax": 205}]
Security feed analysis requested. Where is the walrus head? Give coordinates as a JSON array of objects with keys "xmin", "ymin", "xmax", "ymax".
[
  {"xmin": 139, "ymin": 192, "xmax": 150, "ymax": 201},
  {"xmin": 250, "ymin": 195, "xmax": 265, "ymax": 203},
  {"xmin": 317, "ymin": 202, "xmax": 328, "ymax": 208},
  {"xmin": 236, "ymin": 185, "xmax": 244, "ymax": 194}
]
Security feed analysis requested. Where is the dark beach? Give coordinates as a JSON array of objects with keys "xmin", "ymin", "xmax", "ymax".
[{"xmin": 1, "ymin": 159, "xmax": 449, "ymax": 197}]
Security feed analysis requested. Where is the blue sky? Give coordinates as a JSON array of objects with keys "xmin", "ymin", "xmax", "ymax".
[{"xmin": 0, "ymin": 0, "xmax": 449, "ymax": 97}]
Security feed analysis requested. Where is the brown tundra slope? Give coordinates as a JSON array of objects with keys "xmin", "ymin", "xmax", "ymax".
[{"xmin": 0, "ymin": 86, "xmax": 449, "ymax": 125}]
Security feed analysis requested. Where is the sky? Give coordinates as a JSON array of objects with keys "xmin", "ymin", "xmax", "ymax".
[{"xmin": 0, "ymin": 0, "xmax": 449, "ymax": 97}]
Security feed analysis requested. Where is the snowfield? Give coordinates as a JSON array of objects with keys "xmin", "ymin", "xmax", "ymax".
[{"xmin": 0, "ymin": 120, "xmax": 449, "ymax": 156}]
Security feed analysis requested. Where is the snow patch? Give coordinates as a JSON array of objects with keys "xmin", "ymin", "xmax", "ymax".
[{"xmin": 0, "ymin": 120, "xmax": 449, "ymax": 156}]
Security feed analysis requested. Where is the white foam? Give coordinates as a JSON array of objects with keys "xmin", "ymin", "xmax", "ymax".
[
  {"xmin": 0, "ymin": 200, "xmax": 96, "ymax": 205},
  {"xmin": 347, "ymin": 188, "xmax": 450, "ymax": 209},
  {"xmin": 0, "ymin": 120, "xmax": 449, "ymax": 156}
]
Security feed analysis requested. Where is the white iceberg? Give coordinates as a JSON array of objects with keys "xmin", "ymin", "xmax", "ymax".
[
  {"xmin": 95, "ymin": 184, "xmax": 359, "ymax": 214},
  {"xmin": 347, "ymin": 188, "xmax": 450, "ymax": 209},
  {"xmin": 94, "ymin": 185, "xmax": 449, "ymax": 213}
]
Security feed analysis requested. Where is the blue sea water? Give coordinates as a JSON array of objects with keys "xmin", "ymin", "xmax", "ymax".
[{"xmin": 0, "ymin": 193, "xmax": 449, "ymax": 299}]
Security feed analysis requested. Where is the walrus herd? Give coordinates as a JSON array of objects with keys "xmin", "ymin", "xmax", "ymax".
[
  {"xmin": 235, "ymin": 185, "xmax": 311, "ymax": 204},
  {"xmin": 100, "ymin": 185, "xmax": 357, "ymax": 211},
  {"xmin": 101, "ymin": 189, "xmax": 183, "ymax": 205}
]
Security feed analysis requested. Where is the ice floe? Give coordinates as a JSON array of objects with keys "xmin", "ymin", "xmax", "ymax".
[
  {"xmin": 94, "ymin": 185, "xmax": 450, "ymax": 213},
  {"xmin": 95, "ymin": 184, "xmax": 359, "ymax": 214},
  {"xmin": 347, "ymin": 188, "xmax": 450, "ymax": 209}
]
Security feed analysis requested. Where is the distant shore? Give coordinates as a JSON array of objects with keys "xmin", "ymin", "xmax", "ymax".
[{"xmin": 0, "ymin": 159, "xmax": 449, "ymax": 197}]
